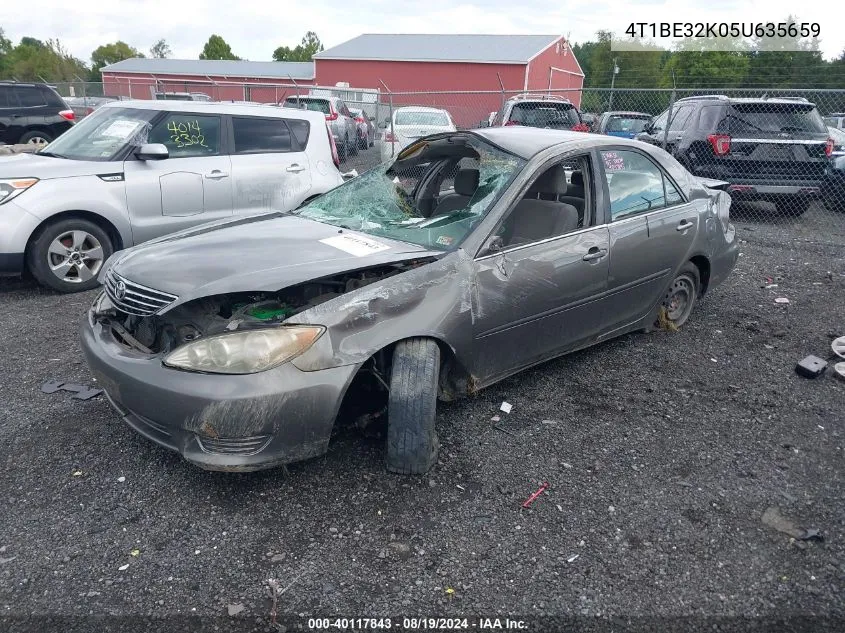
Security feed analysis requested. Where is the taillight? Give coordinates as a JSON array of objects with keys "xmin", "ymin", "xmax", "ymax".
[
  {"xmin": 326, "ymin": 126, "xmax": 339, "ymax": 167},
  {"xmin": 504, "ymin": 120, "xmax": 520, "ymax": 126},
  {"xmin": 384, "ymin": 132, "xmax": 397, "ymax": 143},
  {"xmin": 707, "ymin": 134, "xmax": 731, "ymax": 156},
  {"xmin": 355, "ymin": 116, "xmax": 365, "ymax": 123},
  {"xmin": 572, "ymin": 123, "xmax": 590, "ymax": 132},
  {"xmin": 59, "ymin": 109, "xmax": 75, "ymax": 122},
  {"xmin": 825, "ymin": 138, "xmax": 834, "ymax": 157},
  {"xmin": 326, "ymin": 111, "xmax": 338, "ymax": 121}
]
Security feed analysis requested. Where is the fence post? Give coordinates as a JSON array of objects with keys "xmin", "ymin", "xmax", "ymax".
[
  {"xmin": 379, "ymin": 79, "xmax": 394, "ymax": 157},
  {"xmin": 496, "ymin": 72, "xmax": 506, "ymax": 111},
  {"xmin": 662, "ymin": 89, "xmax": 675, "ymax": 151}
]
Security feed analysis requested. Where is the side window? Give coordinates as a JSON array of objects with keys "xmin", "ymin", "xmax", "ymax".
[
  {"xmin": 15, "ymin": 87, "xmax": 47, "ymax": 107},
  {"xmin": 602, "ymin": 150, "xmax": 665, "ymax": 220},
  {"xmin": 651, "ymin": 110, "xmax": 668, "ymax": 132},
  {"xmin": 668, "ymin": 105, "xmax": 694, "ymax": 131},
  {"xmin": 286, "ymin": 119, "xmax": 310, "ymax": 149},
  {"xmin": 148, "ymin": 114, "xmax": 221, "ymax": 158},
  {"xmin": 0, "ymin": 88, "xmax": 15, "ymax": 108},
  {"xmin": 697, "ymin": 105, "xmax": 724, "ymax": 130},
  {"xmin": 491, "ymin": 108, "xmax": 505, "ymax": 127},
  {"xmin": 232, "ymin": 117, "xmax": 293, "ymax": 154}
]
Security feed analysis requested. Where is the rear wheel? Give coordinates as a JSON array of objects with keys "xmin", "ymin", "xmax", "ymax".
[
  {"xmin": 386, "ymin": 338, "xmax": 440, "ymax": 475},
  {"xmin": 659, "ymin": 263, "xmax": 700, "ymax": 330},
  {"xmin": 27, "ymin": 218, "xmax": 113, "ymax": 293},
  {"xmin": 19, "ymin": 130, "xmax": 53, "ymax": 145}
]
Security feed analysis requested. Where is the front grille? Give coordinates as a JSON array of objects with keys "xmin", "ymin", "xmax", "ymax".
[
  {"xmin": 196, "ymin": 434, "xmax": 272, "ymax": 456},
  {"xmin": 104, "ymin": 270, "xmax": 178, "ymax": 316}
]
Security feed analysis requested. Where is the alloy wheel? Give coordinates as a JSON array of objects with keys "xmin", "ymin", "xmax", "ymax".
[{"xmin": 46, "ymin": 230, "xmax": 105, "ymax": 284}]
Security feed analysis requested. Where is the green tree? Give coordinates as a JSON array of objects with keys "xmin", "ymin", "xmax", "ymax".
[
  {"xmin": 273, "ymin": 31, "xmax": 323, "ymax": 62},
  {"xmin": 0, "ymin": 28, "xmax": 13, "ymax": 76},
  {"xmin": 90, "ymin": 41, "xmax": 143, "ymax": 79},
  {"xmin": 149, "ymin": 39, "xmax": 172, "ymax": 59},
  {"xmin": 4, "ymin": 37, "xmax": 89, "ymax": 82},
  {"xmin": 199, "ymin": 35, "xmax": 240, "ymax": 60}
]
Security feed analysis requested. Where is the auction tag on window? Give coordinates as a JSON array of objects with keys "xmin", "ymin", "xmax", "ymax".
[
  {"xmin": 102, "ymin": 120, "xmax": 143, "ymax": 139},
  {"xmin": 319, "ymin": 233, "xmax": 391, "ymax": 257}
]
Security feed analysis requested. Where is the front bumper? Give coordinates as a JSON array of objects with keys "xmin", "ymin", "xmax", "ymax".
[
  {"xmin": 0, "ymin": 200, "xmax": 41, "ymax": 274},
  {"xmin": 80, "ymin": 312, "xmax": 361, "ymax": 472}
]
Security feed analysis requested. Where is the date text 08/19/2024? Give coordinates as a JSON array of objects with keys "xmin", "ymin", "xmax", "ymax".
[{"xmin": 306, "ymin": 617, "xmax": 528, "ymax": 630}]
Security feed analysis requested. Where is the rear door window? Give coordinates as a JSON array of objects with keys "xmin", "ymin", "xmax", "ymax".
[
  {"xmin": 601, "ymin": 149, "xmax": 684, "ymax": 220},
  {"xmin": 0, "ymin": 87, "xmax": 17, "ymax": 108},
  {"xmin": 232, "ymin": 117, "xmax": 293, "ymax": 153},
  {"xmin": 15, "ymin": 87, "xmax": 47, "ymax": 107},
  {"xmin": 668, "ymin": 105, "xmax": 694, "ymax": 131}
]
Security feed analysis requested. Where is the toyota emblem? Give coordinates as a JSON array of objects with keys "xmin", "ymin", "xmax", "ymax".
[{"xmin": 115, "ymin": 280, "xmax": 127, "ymax": 301}]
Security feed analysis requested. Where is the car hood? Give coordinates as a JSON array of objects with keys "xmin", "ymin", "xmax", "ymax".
[
  {"xmin": 0, "ymin": 152, "xmax": 117, "ymax": 179},
  {"xmin": 107, "ymin": 213, "xmax": 442, "ymax": 306}
]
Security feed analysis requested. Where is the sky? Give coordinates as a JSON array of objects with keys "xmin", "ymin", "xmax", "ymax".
[{"xmin": 1, "ymin": 0, "xmax": 842, "ymax": 62}]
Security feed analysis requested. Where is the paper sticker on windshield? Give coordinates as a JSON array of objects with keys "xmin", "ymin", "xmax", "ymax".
[
  {"xmin": 102, "ymin": 120, "xmax": 144, "ymax": 139},
  {"xmin": 320, "ymin": 234, "xmax": 391, "ymax": 257}
]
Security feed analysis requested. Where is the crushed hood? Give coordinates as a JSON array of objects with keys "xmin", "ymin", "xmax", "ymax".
[
  {"xmin": 107, "ymin": 214, "xmax": 441, "ymax": 306},
  {"xmin": 0, "ymin": 152, "xmax": 121, "ymax": 179}
]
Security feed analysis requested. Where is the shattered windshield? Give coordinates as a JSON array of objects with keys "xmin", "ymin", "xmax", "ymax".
[{"xmin": 295, "ymin": 135, "xmax": 525, "ymax": 251}]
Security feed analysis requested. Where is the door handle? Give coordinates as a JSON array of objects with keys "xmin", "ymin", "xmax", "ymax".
[
  {"xmin": 204, "ymin": 170, "xmax": 229, "ymax": 179},
  {"xmin": 676, "ymin": 220, "xmax": 694, "ymax": 231},
  {"xmin": 582, "ymin": 248, "xmax": 608, "ymax": 262},
  {"xmin": 286, "ymin": 164, "xmax": 306, "ymax": 173}
]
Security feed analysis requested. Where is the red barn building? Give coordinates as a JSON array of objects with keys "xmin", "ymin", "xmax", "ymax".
[
  {"xmin": 313, "ymin": 34, "xmax": 584, "ymax": 127},
  {"xmin": 100, "ymin": 59, "xmax": 316, "ymax": 102}
]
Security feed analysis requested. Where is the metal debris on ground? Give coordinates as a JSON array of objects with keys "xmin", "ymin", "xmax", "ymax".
[
  {"xmin": 490, "ymin": 415, "xmax": 501, "ymax": 422},
  {"xmin": 493, "ymin": 424, "xmax": 517, "ymax": 437},
  {"xmin": 118, "ymin": 564, "xmax": 129, "ymax": 571},
  {"xmin": 795, "ymin": 355, "xmax": 828, "ymax": 379},
  {"xmin": 774, "ymin": 297, "xmax": 790, "ymax": 304},
  {"xmin": 500, "ymin": 401, "xmax": 513, "ymax": 414},
  {"xmin": 831, "ymin": 336, "xmax": 845, "ymax": 359},
  {"xmin": 761, "ymin": 506, "xmax": 823, "ymax": 542},
  {"xmin": 834, "ymin": 362, "xmax": 845, "ymax": 382},
  {"xmin": 566, "ymin": 554, "xmax": 580, "ymax": 563},
  {"xmin": 41, "ymin": 380, "xmax": 102, "ymax": 401},
  {"xmin": 521, "ymin": 482, "xmax": 550, "ymax": 509},
  {"xmin": 227, "ymin": 603, "xmax": 245, "ymax": 617}
]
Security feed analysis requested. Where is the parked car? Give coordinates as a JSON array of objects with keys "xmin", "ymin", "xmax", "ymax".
[
  {"xmin": 281, "ymin": 95, "xmax": 358, "ymax": 162},
  {"xmin": 0, "ymin": 101, "xmax": 344, "ymax": 293},
  {"xmin": 380, "ymin": 106, "xmax": 456, "ymax": 161},
  {"xmin": 823, "ymin": 113, "xmax": 845, "ymax": 130},
  {"xmin": 596, "ymin": 111, "xmax": 652, "ymax": 138},
  {"xmin": 636, "ymin": 95, "xmax": 834, "ymax": 216},
  {"xmin": 489, "ymin": 93, "xmax": 590, "ymax": 132},
  {"xmin": 348, "ymin": 107, "xmax": 375, "ymax": 149},
  {"xmin": 64, "ymin": 96, "xmax": 119, "ymax": 120},
  {"xmin": 580, "ymin": 112, "xmax": 598, "ymax": 132},
  {"xmin": 154, "ymin": 92, "xmax": 213, "ymax": 102},
  {"xmin": 820, "ymin": 126, "xmax": 845, "ymax": 212},
  {"xmin": 0, "ymin": 81, "xmax": 75, "ymax": 145},
  {"xmin": 81, "ymin": 127, "xmax": 738, "ymax": 474}
]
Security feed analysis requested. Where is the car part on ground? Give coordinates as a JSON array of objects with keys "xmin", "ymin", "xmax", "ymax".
[
  {"xmin": 41, "ymin": 379, "xmax": 103, "ymax": 400},
  {"xmin": 795, "ymin": 355, "xmax": 828, "ymax": 378},
  {"xmin": 81, "ymin": 128, "xmax": 738, "ymax": 475}
]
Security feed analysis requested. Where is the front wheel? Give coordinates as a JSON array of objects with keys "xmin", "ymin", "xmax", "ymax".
[
  {"xmin": 659, "ymin": 262, "xmax": 700, "ymax": 330},
  {"xmin": 27, "ymin": 218, "xmax": 113, "ymax": 293},
  {"xmin": 386, "ymin": 338, "xmax": 440, "ymax": 475}
]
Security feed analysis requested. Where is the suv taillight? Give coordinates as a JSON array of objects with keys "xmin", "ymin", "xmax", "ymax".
[
  {"xmin": 825, "ymin": 138, "xmax": 834, "ymax": 157},
  {"xmin": 326, "ymin": 111, "xmax": 338, "ymax": 121},
  {"xmin": 59, "ymin": 109, "xmax": 75, "ymax": 122},
  {"xmin": 504, "ymin": 120, "xmax": 520, "ymax": 126},
  {"xmin": 572, "ymin": 123, "xmax": 590, "ymax": 132},
  {"xmin": 707, "ymin": 134, "xmax": 731, "ymax": 156},
  {"xmin": 384, "ymin": 131, "xmax": 397, "ymax": 143},
  {"xmin": 326, "ymin": 126, "xmax": 340, "ymax": 167}
]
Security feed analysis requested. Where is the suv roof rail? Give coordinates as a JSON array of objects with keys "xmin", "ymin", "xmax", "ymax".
[
  {"xmin": 773, "ymin": 96, "xmax": 809, "ymax": 102},
  {"xmin": 675, "ymin": 95, "xmax": 729, "ymax": 102},
  {"xmin": 508, "ymin": 92, "xmax": 572, "ymax": 104}
]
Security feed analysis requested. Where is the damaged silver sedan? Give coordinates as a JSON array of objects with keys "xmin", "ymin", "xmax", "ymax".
[{"xmin": 81, "ymin": 128, "xmax": 739, "ymax": 474}]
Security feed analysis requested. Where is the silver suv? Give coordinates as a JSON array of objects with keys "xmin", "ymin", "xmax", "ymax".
[
  {"xmin": 490, "ymin": 93, "xmax": 589, "ymax": 131},
  {"xmin": 282, "ymin": 95, "xmax": 358, "ymax": 162},
  {"xmin": 0, "ymin": 101, "xmax": 344, "ymax": 292}
]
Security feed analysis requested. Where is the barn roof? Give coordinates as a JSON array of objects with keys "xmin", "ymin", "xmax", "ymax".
[
  {"xmin": 314, "ymin": 34, "xmax": 562, "ymax": 64},
  {"xmin": 100, "ymin": 58, "xmax": 315, "ymax": 80}
]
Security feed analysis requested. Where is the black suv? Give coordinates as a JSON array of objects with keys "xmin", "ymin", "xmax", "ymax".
[
  {"xmin": 0, "ymin": 82, "xmax": 75, "ymax": 145},
  {"xmin": 637, "ymin": 95, "xmax": 833, "ymax": 215}
]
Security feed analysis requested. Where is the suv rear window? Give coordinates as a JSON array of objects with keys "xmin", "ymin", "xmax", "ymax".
[
  {"xmin": 283, "ymin": 98, "xmax": 330, "ymax": 115},
  {"xmin": 15, "ymin": 87, "xmax": 47, "ymax": 107},
  {"xmin": 509, "ymin": 102, "xmax": 579, "ymax": 128},
  {"xmin": 726, "ymin": 103, "xmax": 827, "ymax": 134},
  {"xmin": 605, "ymin": 115, "xmax": 650, "ymax": 133}
]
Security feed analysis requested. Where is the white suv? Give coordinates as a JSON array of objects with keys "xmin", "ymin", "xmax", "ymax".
[{"xmin": 0, "ymin": 100, "xmax": 345, "ymax": 292}]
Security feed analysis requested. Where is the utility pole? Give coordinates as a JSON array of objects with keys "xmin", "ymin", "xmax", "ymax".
[{"xmin": 608, "ymin": 58, "xmax": 619, "ymax": 110}]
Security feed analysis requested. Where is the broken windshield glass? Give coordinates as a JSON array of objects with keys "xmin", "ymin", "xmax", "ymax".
[{"xmin": 295, "ymin": 136, "xmax": 525, "ymax": 250}]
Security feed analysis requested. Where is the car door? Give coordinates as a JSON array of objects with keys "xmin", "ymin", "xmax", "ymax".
[
  {"xmin": 0, "ymin": 86, "xmax": 15, "ymax": 144},
  {"xmin": 123, "ymin": 111, "xmax": 233, "ymax": 244},
  {"xmin": 229, "ymin": 114, "xmax": 312, "ymax": 215},
  {"xmin": 596, "ymin": 147, "xmax": 696, "ymax": 335},
  {"xmin": 471, "ymin": 154, "xmax": 610, "ymax": 383}
]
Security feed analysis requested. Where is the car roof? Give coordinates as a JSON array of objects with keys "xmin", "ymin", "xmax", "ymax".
[
  {"xmin": 605, "ymin": 111, "xmax": 651, "ymax": 117},
  {"xmin": 475, "ymin": 127, "xmax": 640, "ymax": 158},
  {"xmin": 100, "ymin": 99, "xmax": 326, "ymax": 123},
  {"xmin": 394, "ymin": 106, "xmax": 449, "ymax": 114}
]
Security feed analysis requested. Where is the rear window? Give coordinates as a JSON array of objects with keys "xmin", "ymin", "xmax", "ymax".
[
  {"xmin": 286, "ymin": 119, "xmax": 311, "ymax": 148},
  {"xmin": 15, "ymin": 87, "xmax": 47, "ymax": 107},
  {"xmin": 508, "ymin": 102, "xmax": 579, "ymax": 128},
  {"xmin": 726, "ymin": 103, "xmax": 827, "ymax": 134},
  {"xmin": 232, "ymin": 117, "xmax": 293, "ymax": 153},
  {"xmin": 395, "ymin": 111, "xmax": 450, "ymax": 126},
  {"xmin": 605, "ymin": 115, "xmax": 650, "ymax": 133},
  {"xmin": 283, "ymin": 98, "xmax": 330, "ymax": 115}
]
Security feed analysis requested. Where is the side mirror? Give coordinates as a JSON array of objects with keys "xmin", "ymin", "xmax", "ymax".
[
  {"xmin": 135, "ymin": 143, "xmax": 169, "ymax": 161},
  {"xmin": 482, "ymin": 235, "xmax": 505, "ymax": 256}
]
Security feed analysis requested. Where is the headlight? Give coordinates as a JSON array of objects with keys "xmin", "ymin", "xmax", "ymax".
[
  {"xmin": 163, "ymin": 326, "xmax": 324, "ymax": 374},
  {"xmin": 0, "ymin": 178, "xmax": 38, "ymax": 205}
]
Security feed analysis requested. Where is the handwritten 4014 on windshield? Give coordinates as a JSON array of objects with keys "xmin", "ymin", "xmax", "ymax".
[{"xmin": 167, "ymin": 119, "xmax": 208, "ymax": 148}]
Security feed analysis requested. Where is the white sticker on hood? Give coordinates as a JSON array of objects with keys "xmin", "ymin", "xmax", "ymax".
[{"xmin": 319, "ymin": 233, "xmax": 391, "ymax": 257}]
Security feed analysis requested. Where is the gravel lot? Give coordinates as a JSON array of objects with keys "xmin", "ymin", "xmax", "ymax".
[{"xmin": 1, "ymin": 186, "xmax": 843, "ymax": 632}]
